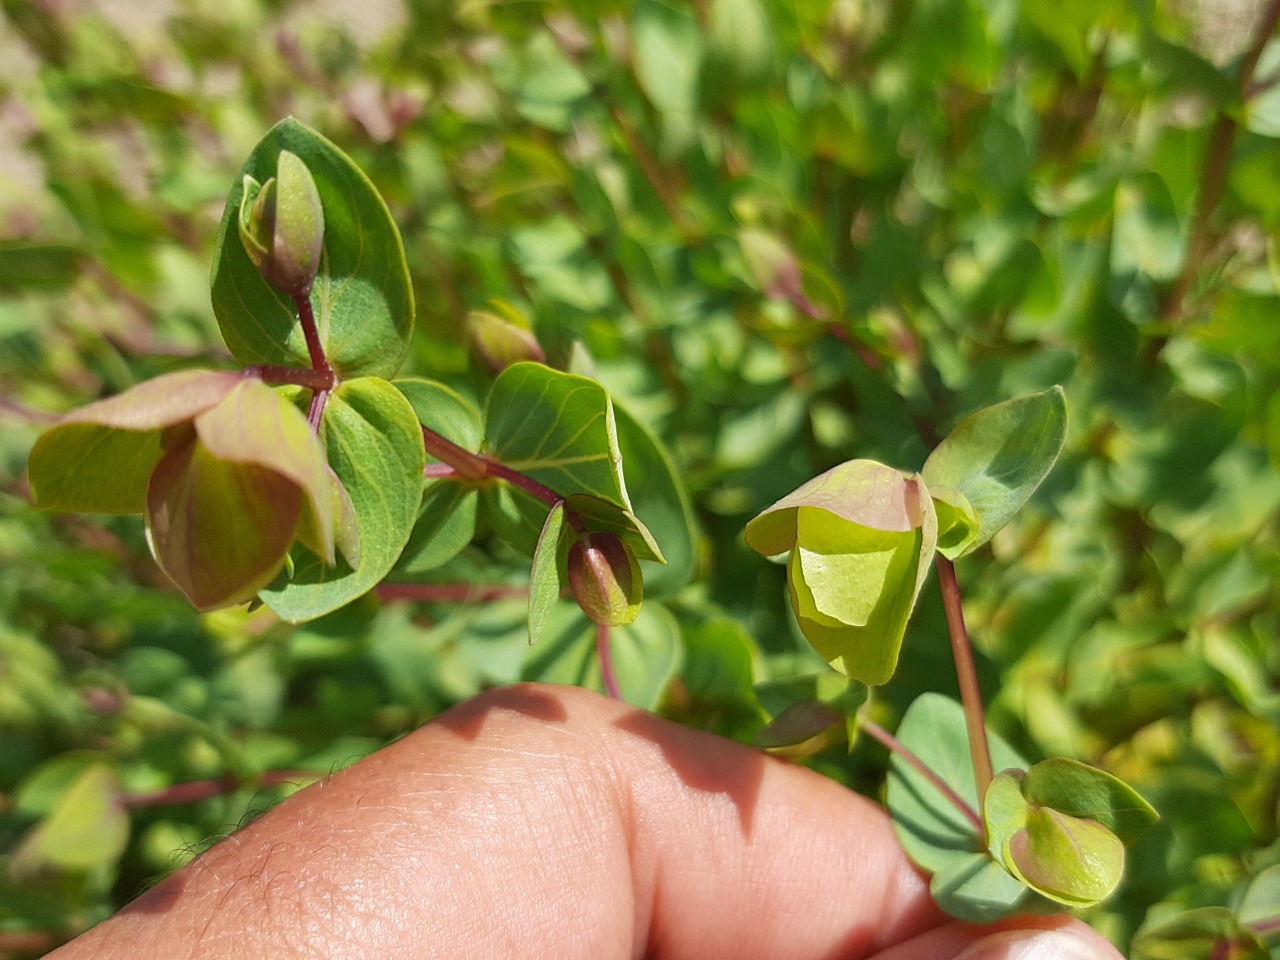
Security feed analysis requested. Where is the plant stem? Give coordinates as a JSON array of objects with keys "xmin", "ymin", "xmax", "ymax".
[
  {"xmin": 859, "ymin": 716, "xmax": 985, "ymax": 835},
  {"xmin": 244, "ymin": 364, "xmax": 332, "ymax": 390},
  {"xmin": 596, "ymin": 623, "xmax": 623, "ymax": 700},
  {"xmin": 121, "ymin": 769, "xmax": 318, "ymax": 809},
  {"xmin": 294, "ymin": 292, "xmax": 335, "ymax": 430},
  {"xmin": 419, "ymin": 425, "xmax": 587, "ymax": 533},
  {"xmin": 1162, "ymin": 0, "xmax": 1280, "ymax": 327},
  {"xmin": 937, "ymin": 557, "xmax": 995, "ymax": 807}
]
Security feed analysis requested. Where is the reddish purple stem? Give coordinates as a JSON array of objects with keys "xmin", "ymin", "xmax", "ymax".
[
  {"xmin": 859, "ymin": 716, "xmax": 985, "ymax": 835},
  {"xmin": 596, "ymin": 623, "xmax": 623, "ymax": 700},
  {"xmin": 121, "ymin": 770, "xmax": 318, "ymax": 809}
]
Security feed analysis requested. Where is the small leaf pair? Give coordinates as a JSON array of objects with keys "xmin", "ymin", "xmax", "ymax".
[
  {"xmin": 28, "ymin": 371, "xmax": 358, "ymax": 611},
  {"xmin": 887, "ymin": 694, "xmax": 1158, "ymax": 922},
  {"xmin": 745, "ymin": 387, "xmax": 1068, "ymax": 685},
  {"xmin": 984, "ymin": 758, "xmax": 1159, "ymax": 907}
]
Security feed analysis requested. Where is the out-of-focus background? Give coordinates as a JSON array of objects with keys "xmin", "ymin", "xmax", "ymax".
[{"xmin": 2, "ymin": 0, "xmax": 1280, "ymax": 955}]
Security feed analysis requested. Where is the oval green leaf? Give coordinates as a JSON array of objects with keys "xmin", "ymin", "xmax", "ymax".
[
  {"xmin": 210, "ymin": 118, "xmax": 414, "ymax": 379},
  {"xmin": 482, "ymin": 362, "xmax": 631, "ymax": 553},
  {"xmin": 28, "ymin": 370, "xmax": 243, "ymax": 514},
  {"xmin": 260, "ymin": 377, "xmax": 425, "ymax": 621},
  {"xmin": 886, "ymin": 692, "xmax": 1035, "ymax": 923},
  {"xmin": 1008, "ymin": 807, "xmax": 1125, "ymax": 906},
  {"xmin": 10, "ymin": 764, "xmax": 128, "ymax": 874},
  {"xmin": 921, "ymin": 387, "xmax": 1068, "ymax": 556},
  {"xmin": 1021, "ymin": 756, "xmax": 1159, "ymax": 846},
  {"xmin": 393, "ymin": 378, "xmax": 483, "ymax": 573}
]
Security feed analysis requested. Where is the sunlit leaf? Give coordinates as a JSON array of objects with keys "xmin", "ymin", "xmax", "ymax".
[
  {"xmin": 886, "ymin": 693, "xmax": 1035, "ymax": 923},
  {"xmin": 745, "ymin": 460, "xmax": 937, "ymax": 684},
  {"xmin": 482, "ymin": 362, "xmax": 630, "ymax": 553},
  {"xmin": 528, "ymin": 502, "xmax": 567, "ymax": 646},
  {"xmin": 921, "ymin": 388, "xmax": 1067, "ymax": 556},
  {"xmin": 10, "ymin": 763, "xmax": 127, "ymax": 874},
  {"xmin": 260, "ymin": 378, "xmax": 424, "ymax": 621}
]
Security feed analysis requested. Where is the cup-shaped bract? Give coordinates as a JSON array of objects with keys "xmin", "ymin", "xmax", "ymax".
[
  {"xmin": 28, "ymin": 371, "xmax": 357, "ymax": 611},
  {"xmin": 983, "ymin": 759, "xmax": 1157, "ymax": 908},
  {"xmin": 745, "ymin": 459, "xmax": 937, "ymax": 685},
  {"xmin": 568, "ymin": 530, "xmax": 643, "ymax": 627},
  {"xmin": 237, "ymin": 150, "xmax": 325, "ymax": 297}
]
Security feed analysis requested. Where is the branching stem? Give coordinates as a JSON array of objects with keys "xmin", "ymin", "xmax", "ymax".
[
  {"xmin": 859, "ymin": 716, "xmax": 985, "ymax": 835},
  {"xmin": 419, "ymin": 426, "xmax": 587, "ymax": 533},
  {"xmin": 1162, "ymin": 0, "xmax": 1280, "ymax": 327},
  {"xmin": 937, "ymin": 557, "xmax": 995, "ymax": 810},
  {"xmin": 294, "ymin": 292, "xmax": 335, "ymax": 430}
]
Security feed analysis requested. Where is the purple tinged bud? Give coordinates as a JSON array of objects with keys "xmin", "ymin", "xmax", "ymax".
[
  {"xmin": 568, "ymin": 531, "xmax": 642, "ymax": 627},
  {"xmin": 238, "ymin": 150, "xmax": 325, "ymax": 296}
]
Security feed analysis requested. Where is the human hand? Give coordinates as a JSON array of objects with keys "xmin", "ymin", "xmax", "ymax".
[{"xmin": 49, "ymin": 683, "xmax": 1122, "ymax": 960}]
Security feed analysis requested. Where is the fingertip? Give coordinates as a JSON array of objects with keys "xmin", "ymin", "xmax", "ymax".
[{"xmin": 953, "ymin": 926, "xmax": 1122, "ymax": 960}]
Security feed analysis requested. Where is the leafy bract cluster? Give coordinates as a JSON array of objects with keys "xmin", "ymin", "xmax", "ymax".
[
  {"xmin": 745, "ymin": 390, "xmax": 1158, "ymax": 916},
  {"xmin": 9, "ymin": 0, "xmax": 1279, "ymax": 947},
  {"xmin": 746, "ymin": 389, "xmax": 1067, "ymax": 686},
  {"xmin": 27, "ymin": 121, "xmax": 684, "ymax": 652}
]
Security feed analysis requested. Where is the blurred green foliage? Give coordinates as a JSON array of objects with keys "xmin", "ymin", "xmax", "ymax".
[{"xmin": 2, "ymin": 0, "xmax": 1280, "ymax": 955}]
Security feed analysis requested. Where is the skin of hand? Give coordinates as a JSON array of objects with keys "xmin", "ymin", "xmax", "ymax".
[{"xmin": 48, "ymin": 683, "xmax": 1123, "ymax": 960}]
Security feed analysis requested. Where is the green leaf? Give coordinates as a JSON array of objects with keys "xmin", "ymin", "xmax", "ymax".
[
  {"xmin": 28, "ymin": 370, "xmax": 243, "ymax": 513},
  {"xmin": 482, "ymin": 362, "xmax": 631, "ymax": 553},
  {"xmin": 10, "ymin": 763, "xmax": 128, "ymax": 874},
  {"xmin": 528, "ymin": 502, "xmax": 567, "ymax": 646},
  {"xmin": 921, "ymin": 387, "xmax": 1067, "ymax": 556},
  {"xmin": 930, "ymin": 486, "xmax": 981, "ymax": 560},
  {"xmin": 0, "ymin": 241, "xmax": 81, "ymax": 292},
  {"xmin": 210, "ymin": 117, "xmax": 414, "ymax": 379},
  {"xmin": 745, "ymin": 460, "xmax": 937, "ymax": 685},
  {"xmin": 1132, "ymin": 907, "xmax": 1263, "ymax": 960},
  {"xmin": 886, "ymin": 693, "xmax": 1035, "ymax": 923},
  {"xmin": 146, "ymin": 431, "xmax": 303, "ymax": 611},
  {"xmin": 985, "ymin": 768, "xmax": 1126, "ymax": 907},
  {"xmin": 1239, "ymin": 864, "xmax": 1280, "ymax": 930},
  {"xmin": 632, "ymin": 0, "xmax": 703, "ymax": 151},
  {"xmin": 1020, "ymin": 757, "xmax": 1159, "ymax": 845},
  {"xmin": 1008, "ymin": 806, "xmax": 1124, "ymax": 906},
  {"xmin": 521, "ymin": 601, "xmax": 681, "ymax": 710},
  {"xmin": 260, "ymin": 378, "xmax": 425, "ymax": 621},
  {"xmin": 393, "ymin": 378, "xmax": 482, "ymax": 573},
  {"xmin": 613, "ymin": 401, "xmax": 698, "ymax": 597}
]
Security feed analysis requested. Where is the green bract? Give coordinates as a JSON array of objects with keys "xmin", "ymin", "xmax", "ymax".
[
  {"xmin": 257, "ymin": 377, "xmax": 425, "ymax": 623},
  {"xmin": 28, "ymin": 371, "xmax": 356, "ymax": 611},
  {"xmin": 745, "ymin": 459, "xmax": 937, "ymax": 685},
  {"xmin": 922, "ymin": 388, "xmax": 1068, "ymax": 558},
  {"xmin": 482, "ymin": 361, "xmax": 632, "ymax": 553},
  {"xmin": 984, "ymin": 759, "xmax": 1156, "ymax": 907}
]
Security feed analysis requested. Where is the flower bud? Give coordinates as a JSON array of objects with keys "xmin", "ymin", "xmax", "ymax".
[
  {"xmin": 467, "ymin": 309, "xmax": 546, "ymax": 373},
  {"xmin": 238, "ymin": 150, "xmax": 325, "ymax": 296},
  {"xmin": 568, "ymin": 531, "xmax": 642, "ymax": 627}
]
